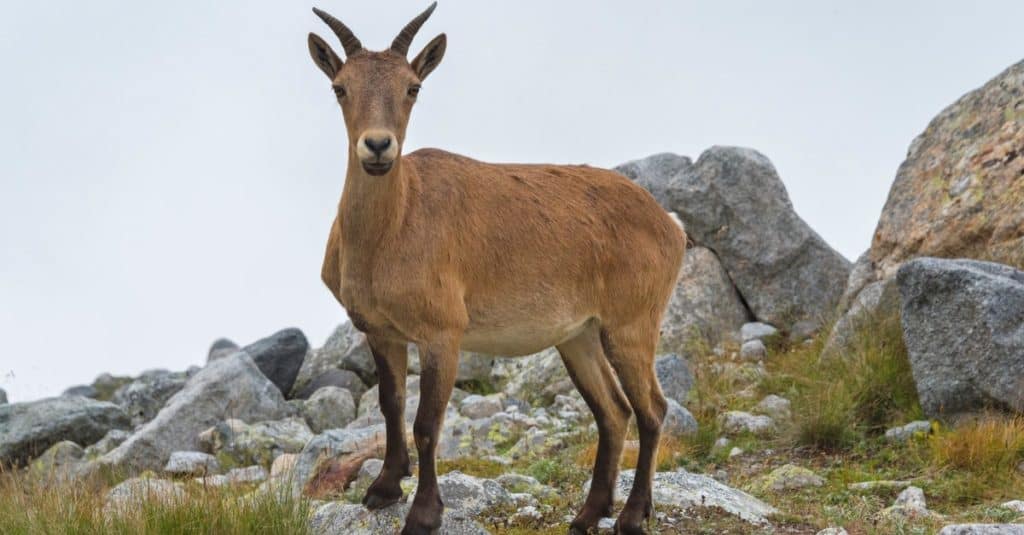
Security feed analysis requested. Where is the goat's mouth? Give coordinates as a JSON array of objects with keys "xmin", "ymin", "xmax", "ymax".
[{"xmin": 361, "ymin": 160, "xmax": 393, "ymax": 176}]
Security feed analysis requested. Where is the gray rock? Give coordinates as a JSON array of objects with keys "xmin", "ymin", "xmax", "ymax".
[
  {"xmin": 741, "ymin": 322, "xmax": 779, "ymax": 343},
  {"xmin": 897, "ymin": 258, "xmax": 1024, "ymax": 417},
  {"xmin": 197, "ymin": 465, "xmax": 268, "ymax": 486},
  {"xmin": 588, "ymin": 468, "xmax": 778, "ymax": 524},
  {"xmin": 0, "ymin": 396, "xmax": 129, "ymax": 466},
  {"xmin": 718, "ymin": 411, "xmax": 774, "ymax": 436},
  {"xmin": 937, "ymin": 526, "xmax": 1024, "ymax": 535},
  {"xmin": 104, "ymin": 477, "xmax": 185, "ymax": 516},
  {"xmin": 358, "ymin": 458, "xmax": 384, "ymax": 481},
  {"xmin": 880, "ymin": 485, "xmax": 935, "ymax": 521},
  {"xmin": 658, "ymin": 246, "xmax": 751, "ymax": 353},
  {"xmin": 291, "ymin": 369, "xmax": 367, "ymax": 402},
  {"xmin": 848, "ymin": 480, "xmax": 913, "ymax": 491},
  {"xmin": 620, "ymin": 147, "xmax": 851, "ymax": 331},
  {"xmin": 199, "ymin": 417, "xmax": 313, "ymax": 467},
  {"xmin": 884, "ymin": 421, "xmax": 932, "ymax": 443},
  {"xmin": 837, "ymin": 251, "xmax": 875, "ymax": 314},
  {"xmin": 90, "ymin": 373, "xmax": 133, "ymax": 402},
  {"xmin": 824, "ymin": 276, "xmax": 899, "ymax": 357},
  {"xmin": 408, "ymin": 471, "xmax": 512, "ymax": 516},
  {"xmin": 112, "ymin": 369, "xmax": 189, "ymax": 427},
  {"xmin": 1001, "ymin": 501, "xmax": 1024, "ymax": 513},
  {"xmin": 750, "ymin": 464, "xmax": 824, "ymax": 493},
  {"xmin": 293, "ymin": 322, "xmax": 377, "ymax": 395},
  {"xmin": 740, "ymin": 340, "xmax": 767, "ymax": 362},
  {"xmin": 662, "ymin": 399, "xmax": 698, "ymax": 438},
  {"xmin": 817, "ymin": 529, "xmax": 850, "ymax": 535},
  {"xmin": 95, "ymin": 354, "xmax": 293, "ymax": 474},
  {"xmin": 655, "ymin": 353, "xmax": 694, "ymax": 405},
  {"xmin": 291, "ymin": 425, "xmax": 389, "ymax": 497},
  {"xmin": 353, "ymin": 376, "xmax": 432, "ymax": 429},
  {"xmin": 29, "ymin": 440, "xmax": 85, "ymax": 480},
  {"xmin": 84, "ymin": 429, "xmax": 131, "ymax": 459},
  {"xmin": 207, "ymin": 338, "xmax": 240, "ymax": 363},
  {"xmin": 164, "ymin": 451, "xmax": 220, "ymax": 476},
  {"xmin": 755, "ymin": 395, "xmax": 792, "ymax": 421},
  {"xmin": 309, "ymin": 501, "xmax": 489, "ymax": 535},
  {"xmin": 895, "ymin": 486, "xmax": 928, "ymax": 510},
  {"xmin": 270, "ymin": 453, "xmax": 299, "ymax": 479},
  {"xmin": 62, "ymin": 385, "xmax": 98, "ymax": 398},
  {"xmin": 459, "ymin": 394, "xmax": 504, "ymax": 420},
  {"xmin": 0, "ymin": 388, "xmax": 7, "ymax": 404},
  {"xmin": 302, "ymin": 386, "xmax": 357, "ymax": 433},
  {"xmin": 241, "ymin": 328, "xmax": 308, "ymax": 397}
]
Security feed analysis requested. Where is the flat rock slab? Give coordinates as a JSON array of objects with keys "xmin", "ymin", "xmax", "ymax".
[
  {"xmin": 309, "ymin": 501, "xmax": 489, "ymax": 535},
  {"xmin": 0, "ymin": 396, "xmax": 129, "ymax": 467}
]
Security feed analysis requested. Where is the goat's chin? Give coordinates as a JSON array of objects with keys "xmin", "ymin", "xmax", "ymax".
[{"xmin": 361, "ymin": 161, "xmax": 393, "ymax": 176}]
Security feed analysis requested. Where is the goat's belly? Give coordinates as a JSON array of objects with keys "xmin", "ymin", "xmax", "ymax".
[{"xmin": 460, "ymin": 317, "xmax": 592, "ymax": 356}]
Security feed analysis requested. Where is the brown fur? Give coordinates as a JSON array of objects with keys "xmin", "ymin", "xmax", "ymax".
[{"xmin": 308, "ymin": 5, "xmax": 685, "ymax": 534}]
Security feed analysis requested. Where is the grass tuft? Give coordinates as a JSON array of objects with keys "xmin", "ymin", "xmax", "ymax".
[{"xmin": 930, "ymin": 414, "xmax": 1024, "ymax": 476}]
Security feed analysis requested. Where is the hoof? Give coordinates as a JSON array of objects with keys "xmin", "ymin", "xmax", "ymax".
[
  {"xmin": 614, "ymin": 499, "xmax": 653, "ymax": 535},
  {"xmin": 362, "ymin": 480, "xmax": 403, "ymax": 510}
]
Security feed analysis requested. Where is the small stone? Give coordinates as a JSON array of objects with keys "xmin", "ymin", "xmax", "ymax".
[
  {"xmin": 302, "ymin": 386, "xmax": 357, "ymax": 433},
  {"xmin": 729, "ymin": 447, "xmax": 744, "ymax": 458},
  {"xmin": 937, "ymin": 526, "xmax": 1024, "ymax": 535},
  {"xmin": 755, "ymin": 395, "xmax": 792, "ymax": 421},
  {"xmin": 750, "ymin": 464, "xmax": 824, "ymax": 493},
  {"xmin": 848, "ymin": 480, "xmax": 913, "ymax": 491},
  {"xmin": 740, "ymin": 340, "xmax": 767, "ymax": 361},
  {"xmin": 895, "ymin": 486, "xmax": 927, "ymax": 510},
  {"xmin": 884, "ymin": 420, "xmax": 932, "ymax": 442},
  {"xmin": 597, "ymin": 517, "xmax": 616, "ymax": 532},
  {"xmin": 662, "ymin": 399, "xmax": 698, "ymax": 438},
  {"xmin": 719, "ymin": 411, "xmax": 775, "ymax": 436},
  {"xmin": 655, "ymin": 354, "xmax": 694, "ymax": 405},
  {"xmin": 1001, "ymin": 501, "xmax": 1024, "ymax": 513},
  {"xmin": 164, "ymin": 451, "xmax": 220, "ymax": 477},
  {"xmin": 511, "ymin": 505, "xmax": 542, "ymax": 522},
  {"xmin": 817, "ymin": 529, "xmax": 849, "ymax": 535},
  {"xmin": 225, "ymin": 465, "xmax": 267, "ymax": 484},
  {"xmin": 712, "ymin": 437, "xmax": 731, "ymax": 453},
  {"xmin": 358, "ymin": 458, "xmax": 384, "ymax": 481},
  {"xmin": 104, "ymin": 478, "xmax": 185, "ymax": 516},
  {"xmin": 741, "ymin": 322, "xmax": 779, "ymax": 343},
  {"xmin": 459, "ymin": 394, "xmax": 504, "ymax": 419}
]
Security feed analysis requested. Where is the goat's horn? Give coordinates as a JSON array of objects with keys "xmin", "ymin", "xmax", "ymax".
[
  {"xmin": 390, "ymin": 2, "xmax": 437, "ymax": 56},
  {"xmin": 312, "ymin": 7, "xmax": 362, "ymax": 56}
]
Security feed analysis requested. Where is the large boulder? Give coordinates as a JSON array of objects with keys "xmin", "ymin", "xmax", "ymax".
[
  {"xmin": 199, "ymin": 417, "xmax": 312, "ymax": 467},
  {"xmin": 309, "ymin": 501, "xmax": 489, "ymax": 535},
  {"xmin": 823, "ymin": 275, "xmax": 900, "ymax": 357},
  {"xmin": 872, "ymin": 59, "xmax": 1024, "ymax": 278},
  {"xmin": 94, "ymin": 353, "xmax": 293, "ymax": 474},
  {"xmin": 0, "ymin": 396, "xmax": 129, "ymax": 467},
  {"xmin": 898, "ymin": 258, "xmax": 1024, "ymax": 417},
  {"xmin": 240, "ymin": 328, "xmax": 308, "ymax": 396},
  {"xmin": 291, "ymin": 368, "xmax": 367, "ymax": 402},
  {"xmin": 111, "ymin": 369, "xmax": 189, "ymax": 427},
  {"xmin": 293, "ymin": 322, "xmax": 377, "ymax": 394},
  {"xmin": 618, "ymin": 147, "xmax": 851, "ymax": 331},
  {"xmin": 301, "ymin": 386, "xmax": 357, "ymax": 433},
  {"xmin": 658, "ymin": 246, "xmax": 750, "ymax": 353}
]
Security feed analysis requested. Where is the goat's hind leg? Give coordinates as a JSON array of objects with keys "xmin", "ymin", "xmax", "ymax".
[
  {"xmin": 362, "ymin": 335, "xmax": 411, "ymax": 510},
  {"xmin": 558, "ymin": 324, "xmax": 632, "ymax": 535}
]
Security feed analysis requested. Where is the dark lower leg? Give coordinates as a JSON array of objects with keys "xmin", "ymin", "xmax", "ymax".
[{"xmin": 363, "ymin": 336, "xmax": 410, "ymax": 510}]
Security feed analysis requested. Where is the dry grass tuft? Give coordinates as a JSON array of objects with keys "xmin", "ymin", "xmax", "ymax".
[
  {"xmin": 574, "ymin": 435, "xmax": 691, "ymax": 472},
  {"xmin": 930, "ymin": 414, "xmax": 1024, "ymax": 475}
]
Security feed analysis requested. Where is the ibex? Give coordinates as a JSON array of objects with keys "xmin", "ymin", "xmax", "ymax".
[{"xmin": 308, "ymin": 3, "xmax": 686, "ymax": 534}]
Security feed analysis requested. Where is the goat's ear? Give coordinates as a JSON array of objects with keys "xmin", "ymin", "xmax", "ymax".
[
  {"xmin": 411, "ymin": 33, "xmax": 446, "ymax": 81},
  {"xmin": 308, "ymin": 32, "xmax": 343, "ymax": 79}
]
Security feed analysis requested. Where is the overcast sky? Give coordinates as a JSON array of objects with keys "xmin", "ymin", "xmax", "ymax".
[{"xmin": 2, "ymin": 1, "xmax": 1022, "ymax": 402}]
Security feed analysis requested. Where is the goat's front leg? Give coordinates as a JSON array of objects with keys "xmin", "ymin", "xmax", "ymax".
[
  {"xmin": 362, "ymin": 335, "xmax": 410, "ymax": 510},
  {"xmin": 401, "ymin": 335, "xmax": 460, "ymax": 535}
]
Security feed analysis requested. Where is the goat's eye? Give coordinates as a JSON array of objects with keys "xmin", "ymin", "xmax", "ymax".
[
  {"xmin": 332, "ymin": 85, "xmax": 346, "ymax": 98},
  {"xmin": 408, "ymin": 85, "xmax": 421, "ymax": 98}
]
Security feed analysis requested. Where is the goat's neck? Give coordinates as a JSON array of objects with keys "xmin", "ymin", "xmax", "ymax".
[{"xmin": 338, "ymin": 152, "xmax": 410, "ymax": 255}]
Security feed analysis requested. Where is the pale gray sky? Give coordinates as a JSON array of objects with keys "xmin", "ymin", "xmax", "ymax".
[{"xmin": 2, "ymin": 1, "xmax": 1022, "ymax": 402}]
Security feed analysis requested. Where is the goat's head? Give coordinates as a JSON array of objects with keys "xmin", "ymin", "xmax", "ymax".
[{"xmin": 308, "ymin": 3, "xmax": 446, "ymax": 176}]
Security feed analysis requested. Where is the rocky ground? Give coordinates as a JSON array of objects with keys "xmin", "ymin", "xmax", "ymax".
[{"xmin": 2, "ymin": 59, "xmax": 1024, "ymax": 535}]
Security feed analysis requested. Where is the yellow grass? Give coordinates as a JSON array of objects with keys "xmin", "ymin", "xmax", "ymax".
[{"xmin": 930, "ymin": 414, "xmax": 1024, "ymax": 475}]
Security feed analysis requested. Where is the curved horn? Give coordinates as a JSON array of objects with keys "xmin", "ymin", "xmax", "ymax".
[
  {"xmin": 390, "ymin": 2, "xmax": 437, "ymax": 56},
  {"xmin": 312, "ymin": 7, "xmax": 362, "ymax": 56}
]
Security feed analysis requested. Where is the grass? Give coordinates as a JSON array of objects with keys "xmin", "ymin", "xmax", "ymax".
[
  {"xmin": 0, "ymin": 467, "xmax": 310, "ymax": 535},
  {"xmin": 930, "ymin": 414, "xmax": 1024, "ymax": 476}
]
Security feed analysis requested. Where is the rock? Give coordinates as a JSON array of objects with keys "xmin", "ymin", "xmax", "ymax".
[
  {"xmin": 0, "ymin": 396, "xmax": 129, "ymax": 467},
  {"xmin": 197, "ymin": 465, "xmax": 268, "ymax": 486},
  {"xmin": 657, "ymin": 246, "xmax": 751, "ymax": 353},
  {"xmin": 884, "ymin": 420, "xmax": 932, "ymax": 443},
  {"xmin": 619, "ymin": 147, "xmax": 851, "ymax": 331},
  {"xmin": 95, "ymin": 353, "xmax": 293, "ymax": 474},
  {"xmin": 741, "ymin": 322, "xmax": 779, "ymax": 343},
  {"xmin": 207, "ymin": 338, "xmax": 239, "ymax": 363},
  {"xmin": 495, "ymin": 473, "xmax": 549, "ymax": 496},
  {"xmin": 589, "ymin": 468, "xmax": 778, "ymax": 524},
  {"xmin": 200, "ymin": 417, "xmax": 313, "ymax": 467},
  {"xmin": 241, "ymin": 328, "xmax": 308, "ymax": 397},
  {"xmin": 718, "ymin": 411, "xmax": 774, "ymax": 436},
  {"xmin": 302, "ymin": 386, "xmax": 357, "ymax": 433},
  {"xmin": 309, "ymin": 501, "xmax": 489, "ymax": 535},
  {"xmin": 848, "ymin": 480, "xmax": 914, "ymax": 491},
  {"xmin": 740, "ymin": 340, "xmax": 767, "ymax": 362},
  {"xmin": 655, "ymin": 354, "xmax": 694, "ymax": 405},
  {"xmin": 104, "ymin": 477, "xmax": 186, "ymax": 516},
  {"xmin": 597, "ymin": 517, "xmax": 617, "ymax": 532},
  {"xmin": 84, "ymin": 429, "xmax": 131, "ymax": 459},
  {"xmin": 112, "ymin": 369, "xmax": 189, "ymax": 427},
  {"xmin": 937, "ymin": 526, "xmax": 1024, "ymax": 535},
  {"xmin": 895, "ymin": 486, "xmax": 928, "ymax": 509},
  {"xmin": 408, "ymin": 471, "xmax": 513, "ymax": 516},
  {"xmin": 164, "ymin": 451, "xmax": 220, "ymax": 476},
  {"xmin": 0, "ymin": 388, "xmax": 7, "ymax": 404},
  {"xmin": 293, "ymin": 322, "xmax": 377, "ymax": 394},
  {"xmin": 837, "ymin": 251, "xmax": 875, "ymax": 313},
  {"xmin": 502, "ymin": 349, "xmax": 566, "ymax": 405},
  {"xmin": 291, "ymin": 369, "xmax": 367, "ymax": 402},
  {"xmin": 291, "ymin": 425, "xmax": 388, "ymax": 498},
  {"xmin": 750, "ymin": 464, "xmax": 824, "ymax": 493},
  {"xmin": 880, "ymin": 485, "xmax": 935, "ymax": 521},
  {"xmin": 90, "ymin": 373, "xmax": 133, "ymax": 402},
  {"xmin": 29, "ymin": 440, "xmax": 85, "ymax": 480},
  {"xmin": 354, "ymin": 376, "xmax": 426, "ymax": 429},
  {"xmin": 662, "ymin": 399, "xmax": 698, "ymax": 438},
  {"xmin": 453, "ymin": 351, "xmax": 498, "ymax": 385},
  {"xmin": 358, "ymin": 458, "xmax": 383, "ymax": 481},
  {"xmin": 755, "ymin": 395, "xmax": 792, "ymax": 421},
  {"xmin": 63, "ymin": 385, "xmax": 98, "ymax": 398},
  {"xmin": 270, "ymin": 453, "xmax": 299, "ymax": 479},
  {"xmin": 1001, "ymin": 501, "xmax": 1024, "ymax": 513},
  {"xmin": 824, "ymin": 276, "xmax": 899, "ymax": 357},
  {"xmin": 817, "ymin": 529, "xmax": 850, "ymax": 535},
  {"xmin": 728, "ymin": 447, "xmax": 744, "ymax": 458},
  {"xmin": 897, "ymin": 258, "xmax": 1024, "ymax": 417},
  {"xmin": 871, "ymin": 60, "xmax": 1024, "ymax": 279},
  {"xmin": 459, "ymin": 394, "xmax": 504, "ymax": 420}
]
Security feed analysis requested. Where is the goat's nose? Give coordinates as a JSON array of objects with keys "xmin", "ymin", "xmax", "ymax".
[{"xmin": 364, "ymin": 136, "xmax": 391, "ymax": 156}]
